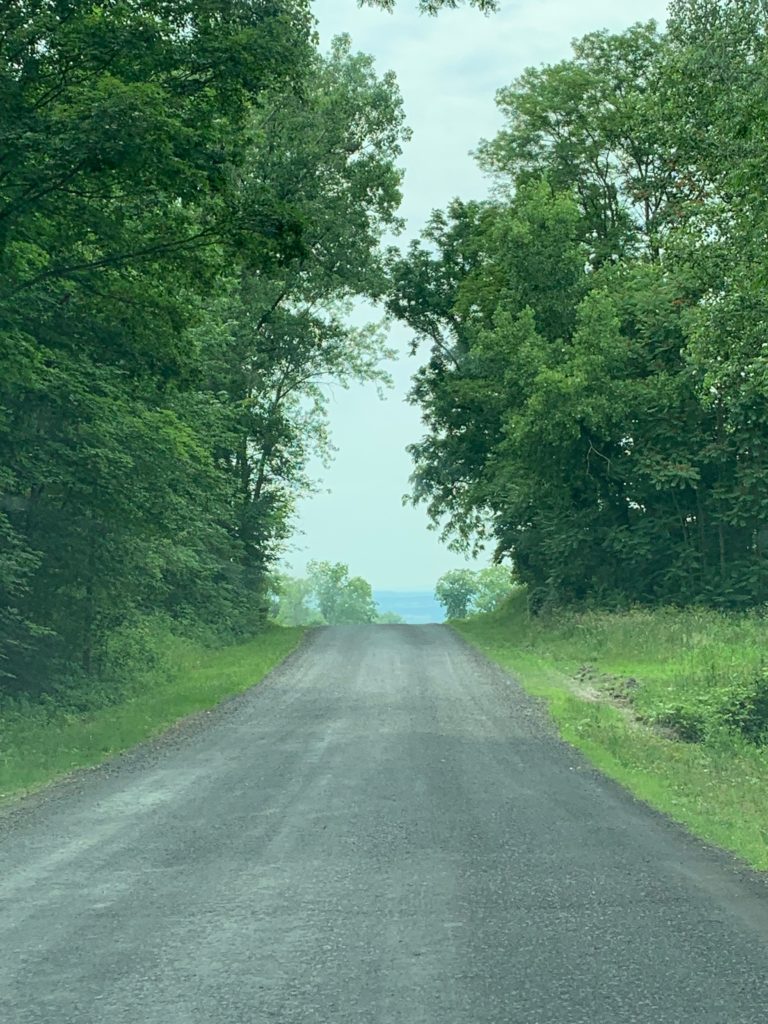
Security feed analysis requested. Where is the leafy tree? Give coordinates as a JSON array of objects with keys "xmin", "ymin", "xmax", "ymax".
[
  {"xmin": 472, "ymin": 567, "xmax": 516, "ymax": 614},
  {"xmin": 1, "ymin": 0, "xmax": 308, "ymax": 686},
  {"xmin": 306, "ymin": 562, "xmax": 379, "ymax": 624},
  {"xmin": 195, "ymin": 36, "xmax": 406, "ymax": 619},
  {"xmin": 0, "ymin": 496, "xmax": 41, "ymax": 680},
  {"xmin": 435, "ymin": 570, "xmax": 478, "ymax": 619},
  {"xmin": 434, "ymin": 567, "xmax": 513, "ymax": 619},
  {"xmin": 395, "ymin": 13, "xmax": 768, "ymax": 610},
  {"xmin": 336, "ymin": 575, "xmax": 380, "ymax": 624},
  {"xmin": 275, "ymin": 565, "xmax": 403, "ymax": 625},
  {"xmin": 273, "ymin": 577, "xmax": 323, "ymax": 627},
  {"xmin": 0, "ymin": 7, "xmax": 408, "ymax": 693},
  {"xmin": 478, "ymin": 22, "xmax": 671, "ymax": 263}
]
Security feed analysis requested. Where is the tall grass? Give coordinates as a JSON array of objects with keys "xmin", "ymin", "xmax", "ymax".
[{"xmin": 456, "ymin": 593, "xmax": 768, "ymax": 870}]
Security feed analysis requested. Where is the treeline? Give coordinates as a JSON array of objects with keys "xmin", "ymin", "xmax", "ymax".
[
  {"xmin": 391, "ymin": 0, "xmax": 768, "ymax": 611},
  {"xmin": 0, "ymin": 2, "xmax": 409, "ymax": 694}
]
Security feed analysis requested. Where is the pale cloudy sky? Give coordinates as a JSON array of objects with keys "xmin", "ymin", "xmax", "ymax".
[{"xmin": 285, "ymin": 0, "xmax": 669, "ymax": 591}]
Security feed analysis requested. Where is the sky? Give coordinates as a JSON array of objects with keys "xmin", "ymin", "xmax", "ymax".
[{"xmin": 284, "ymin": 0, "xmax": 670, "ymax": 591}]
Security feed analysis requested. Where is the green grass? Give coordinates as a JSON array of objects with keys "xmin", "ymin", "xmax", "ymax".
[
  {"xmin": 455, "ymin": 593, "xmax": 768, "ymax": 871},
  {"xmin": 0, "ymin": 625, "xmax": 304, "ymax": 803}
]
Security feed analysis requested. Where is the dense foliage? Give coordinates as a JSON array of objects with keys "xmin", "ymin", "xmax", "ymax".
[
  {"xmin": 0, "ymin": 2, "xmax": 408, "ymax": 693},
  {"xmin": 391, "ymin": 0, "xmax": 768, "ymax": 611}
]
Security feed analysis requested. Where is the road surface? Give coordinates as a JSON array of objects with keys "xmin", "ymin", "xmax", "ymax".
[{"xmin": 2, "ymin": 625, "xmax": 768, "ymax": 1023}]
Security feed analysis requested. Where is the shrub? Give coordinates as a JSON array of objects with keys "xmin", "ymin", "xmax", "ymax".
[{"xmin": 720, "ymin": 669, "xmax": 768, "ymax": 744}]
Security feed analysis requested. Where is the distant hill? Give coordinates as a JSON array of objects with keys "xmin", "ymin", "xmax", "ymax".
[{"xmin": 374, "ymin": 591, "xmax": 444, "ymax": 625}]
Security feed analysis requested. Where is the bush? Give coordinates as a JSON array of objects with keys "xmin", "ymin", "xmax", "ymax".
[
  {"xmin": 651, "ymin": 704, "xmax": 709, "ymax": 743},
  {"xmin": 643, "ymin": 667, "xmax": 768, "ymax": 746},
  {"xmin": 720, "ymin": 669, "xmax": 768, "ymax": 744},
  {"xmin": 36, "ymin": 615, "xmax": 180, "ymax": 714},
  {"xmin": 484, "ymin": 590, "xmax": 768, "ymax": 747}
]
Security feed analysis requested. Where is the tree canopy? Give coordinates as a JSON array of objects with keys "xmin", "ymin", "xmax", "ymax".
[
  {"xmin": 363, "ymin": 0, "xmax": 497, "ymax": 11},
  {"xmin": 0, "ymin": 3, "xmax": 408, "ymax": 691},
  {"xmin": 392, "ymin": 4, "xmax": 768, "ymax": 611}
]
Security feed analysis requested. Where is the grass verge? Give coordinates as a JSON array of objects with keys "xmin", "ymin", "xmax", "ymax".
[
  {"xmin": 0, "ymin": 625, "xmax": 304, "ymax": 803},
  {"xmin": 455, "ymin": 593, "xmax": 768, "ymax": 871}
]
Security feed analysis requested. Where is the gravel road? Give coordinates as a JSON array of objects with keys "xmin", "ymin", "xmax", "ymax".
[{"xmin": 3, "ymin": 624, "xmax": 768, "ymax": 1023}]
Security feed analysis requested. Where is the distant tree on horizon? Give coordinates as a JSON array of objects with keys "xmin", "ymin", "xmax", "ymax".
[
  {"xmin": 435, "ymin": 570, "xmax": 478, "ymax": 619},
  {"xmin": 435, "ymin": 566, "xmax": 515, "ymax": 619},
  {"xmin": 274, "ymin": 562, "xmax": 404, "ymax": 625}
]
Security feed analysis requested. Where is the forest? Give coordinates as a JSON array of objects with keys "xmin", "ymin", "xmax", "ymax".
[{"xmin": 2, "ymin": 0, "xmax": 767, "ymax": 708}]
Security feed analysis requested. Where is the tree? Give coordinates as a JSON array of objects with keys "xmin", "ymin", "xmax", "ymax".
[
  {"xmin": 196, "ymin": 36, "xmax": 407, "ymax": 621},
  {"xmin": 435, "ymin": 570, "xmax": 478, "ymax": 619},
  {"xmin": 0, "ymin": 8, "xmax": 409, "ymax": 693},
  {"xmin": 336, "ymin": 575, "xmax": 380, "ymax": 625},
  {"xmin": 2, "ymin": 0, "xmax": 310, "ymax": 686},
  {"xmin": 434, "ymin": 567, "xmax": 513, "ymax": 619},
  {"xmin": 478, "ymin": 22, "xmax": 671, "ymax": 263},
  {"xmin": 273, "ymin": 576, "xmax": 323, "ymax": 627},
  {"xmin": 394, "ymin": 15, "xmax": 768, "ymax": 610},
  {"xmin": 306, "ymin": 562, "xmax": 379, "ymax": 624},
  {"xmin": 275, "ymin": 565, "xmax": 403, "ymax": 624},
  {"xmin": 472, "ymin": 567, "xmax": 516, "ymax": 614}
]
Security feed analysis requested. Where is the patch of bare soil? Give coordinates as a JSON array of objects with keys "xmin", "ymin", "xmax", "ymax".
[{"xmin": 570, "ymin": 664, "xmax": 678, "ymax": 740}]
